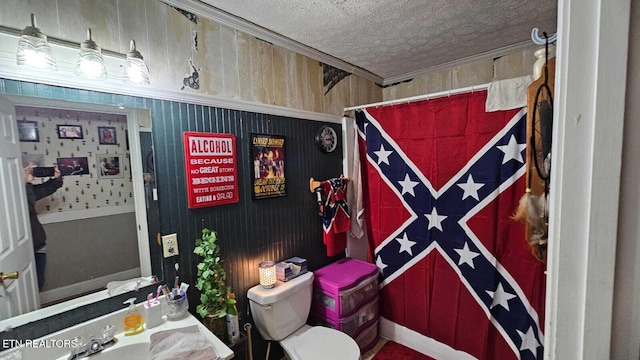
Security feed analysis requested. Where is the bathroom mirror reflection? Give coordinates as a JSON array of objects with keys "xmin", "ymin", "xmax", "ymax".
[{"xmin": 0, "ymin": 95, "xmax": 161, "ymax": 328}]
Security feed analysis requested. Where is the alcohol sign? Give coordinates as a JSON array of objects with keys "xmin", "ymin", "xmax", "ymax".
[{"xmin": 183, "ymin": 132, "xmax": 239, "ymax": 208}]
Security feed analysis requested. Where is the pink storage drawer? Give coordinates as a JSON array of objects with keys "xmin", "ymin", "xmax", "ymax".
[
  {"xmin": 313, "ymin": 258, "xmax": 379, "ymax": 320},
  {"xmin": 315, "ymin": 296, "xmax": 379, "ymax": 337},
  {"xmin": 355, "ymin": 318, "xmax": 379, "ymax": 353}
]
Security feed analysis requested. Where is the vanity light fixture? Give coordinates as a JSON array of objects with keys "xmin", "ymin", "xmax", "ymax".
[
  {"xmin": 74, "ymin": 28, "xmax": 107, "ymax": 80},
  {"xmin": 258, "ymin": 261, "xmax": 276, "ymax": 289},
  {"xmin": 16, "ymin": 14, "xmax": 56, "ymax": 70},
  {"xmin": 123, "ymin": 40, "xmax": 150, "ymax": 85},
  {"xmin": 4, "ymin": 18, "xmax": 151, "ymax": 84}
]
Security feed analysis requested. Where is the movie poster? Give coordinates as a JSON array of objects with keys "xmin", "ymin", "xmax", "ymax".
[{"xmin": 251, "ymin": 134, "xmax": 286, "ymax": 199}]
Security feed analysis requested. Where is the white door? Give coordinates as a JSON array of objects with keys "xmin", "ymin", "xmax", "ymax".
[{"xmin": 0, "ymin": 96, "xmax": 40, "ymax": 320}]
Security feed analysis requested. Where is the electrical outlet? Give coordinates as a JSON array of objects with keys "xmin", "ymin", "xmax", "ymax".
[{"xmin": 162, "ymin": 233, "xmax": 178, "ymax": 258}]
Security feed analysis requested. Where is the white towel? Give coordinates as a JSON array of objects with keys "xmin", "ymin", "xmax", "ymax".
[
  {"xmin": 485, "ymin": 75, "xmax": 533, "ymax": 112},
  {"xmin": 150, "ymin": 325, "xmax": 220, "ymax": 360},
  {"xmin": 348, "ymin": 125, "xmax": 365, "ymax": 239}
]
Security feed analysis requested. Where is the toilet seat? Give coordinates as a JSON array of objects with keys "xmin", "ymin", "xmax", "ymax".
[{"xmin": 280, "ymin": 325, "xmax": 360, "ymax": 360}]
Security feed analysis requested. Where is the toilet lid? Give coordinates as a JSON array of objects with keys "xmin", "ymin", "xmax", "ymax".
[{"xmin": 280, "ymin": 326, "xmax": 360, "ymax": 360}]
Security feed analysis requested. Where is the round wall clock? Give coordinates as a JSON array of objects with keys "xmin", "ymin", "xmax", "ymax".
[{"xmin": 315, "ymin": 125, "xmax": 338, "ymax": 153}]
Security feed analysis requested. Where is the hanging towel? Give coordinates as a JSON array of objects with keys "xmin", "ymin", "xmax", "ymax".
[
  {"xmin": 349, "ymin": 125, "xmax": 365, "ymax": 239},
  {"xmin": 346, "ymin": 122, "xmax": 368, "ymax": 261},
  {"xmin": 150, "ymin": 325, "xmax": 220, "ymax": 360},
  {"xmin": 321, "ymin": 177, "xmax": 350, "ymax": 256},
  {"xmin": 485, "ymin": 75, "xmax": 533, "ymax": 112}
]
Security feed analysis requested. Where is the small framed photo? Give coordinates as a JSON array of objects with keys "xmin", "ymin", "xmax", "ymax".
[
  {"xmin": 17, "ymin": 120, "xmax": 39, "ymax": 142},
  {"xmin": 57, "ymin": 125, "xmax": 83, "ymax": 139},
  {"xmin": 97, "ymin": 154, "xmax": 123, "ymax": 179},
  {"xmin": 56, "ymin": 157, "xmax": 89, "ymax": 176},
  {"xmin": 98, "ymin": 126, "xmax": 117, "ymax": 145}
]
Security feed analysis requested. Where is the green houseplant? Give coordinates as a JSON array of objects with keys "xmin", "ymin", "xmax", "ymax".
[{"xmin": 194, "ymin": 228, "xmax": 228, "ymax": 339}]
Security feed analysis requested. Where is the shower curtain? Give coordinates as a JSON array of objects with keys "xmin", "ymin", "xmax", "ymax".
[{"xmin": 356, "ymin": 91, "xmax": 546, "ymax": 359}]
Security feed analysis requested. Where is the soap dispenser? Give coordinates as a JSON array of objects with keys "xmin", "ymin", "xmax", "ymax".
[{"xmin": 123, "ymin": 297, "xmax": 145, "ymax": 336}]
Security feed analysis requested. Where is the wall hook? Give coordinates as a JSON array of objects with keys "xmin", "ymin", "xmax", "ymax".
[{"xmin": 531, "ymin": 28, "xmax": 557, "ymax": 45}]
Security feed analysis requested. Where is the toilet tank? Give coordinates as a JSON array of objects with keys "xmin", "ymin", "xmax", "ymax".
[{"xmin": 247, "ymin": 272, "xmax": 314, "ymax": 341}]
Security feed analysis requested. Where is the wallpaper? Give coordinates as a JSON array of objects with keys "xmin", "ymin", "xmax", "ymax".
[{"xmin": 16, "ymin": 106, "xmax": 133, "ymax": 215}]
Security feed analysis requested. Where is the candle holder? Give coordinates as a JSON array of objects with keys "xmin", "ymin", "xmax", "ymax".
[{"xmin": 258, "ymin": 261, "xmax": 276, "ymax": 289}]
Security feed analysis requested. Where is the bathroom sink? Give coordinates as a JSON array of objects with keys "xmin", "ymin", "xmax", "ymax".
[
  {"xmin": 1, "ymin": 307, "xmax": 233, "ymax": 360},
  {"xmin": 88, "ymin": 343, "xmax": 150, "ymax": 360}
]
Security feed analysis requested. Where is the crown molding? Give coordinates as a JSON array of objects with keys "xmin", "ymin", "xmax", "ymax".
[
  {"xmin": 382, "ymin": 40, "xmax": 536, "ymax": 86},
  {"xmin": 162, "ymin": 0, "xmax": 383, "ymax": 84}
]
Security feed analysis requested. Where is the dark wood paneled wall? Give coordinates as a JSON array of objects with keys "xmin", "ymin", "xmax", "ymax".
[{"xmin": 150, "ymin": 102, "xmax": 345, "ymax": 316}]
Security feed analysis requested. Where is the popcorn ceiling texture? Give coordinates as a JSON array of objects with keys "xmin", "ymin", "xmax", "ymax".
[{"xmin": 202, "ymin": 0, "xmax": 557, "ymax": 78}]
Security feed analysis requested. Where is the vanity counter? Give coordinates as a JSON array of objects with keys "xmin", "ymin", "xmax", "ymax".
[{"xmin": 0, "ymin": 305, "xmax": 233, "ymax": 360}]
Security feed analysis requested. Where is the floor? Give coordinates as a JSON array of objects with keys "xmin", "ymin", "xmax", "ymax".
[{"xmin": 362, "ymin": 338, "xmax": 388, "ymax": 360}]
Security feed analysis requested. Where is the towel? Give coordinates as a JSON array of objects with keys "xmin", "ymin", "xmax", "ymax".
[
  {"xmin": 348, "ymin": 125, "xmax": 365, "ymax": 239},
  {"xmin": 150, "ymin": 325, "xmax": 220, "ymax": 360},
  {"xmin": 321, "ymin": 177, "xmax": 350, "ymax": 256},
  {"xmin": 106, "ymin": 276, "xmax": 156, "ymax": 296},
  {"xmin": 485, "ymin": 75, "xmax": 533, "ymax": 112}
]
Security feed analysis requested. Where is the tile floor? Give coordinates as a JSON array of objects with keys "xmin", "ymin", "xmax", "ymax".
[{"xmin": 362, "ymin": 338, "xmax": 388, "ymax": 360}]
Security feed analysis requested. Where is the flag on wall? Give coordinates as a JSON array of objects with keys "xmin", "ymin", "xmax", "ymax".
[{"xmin": 356, "ymin": 91, "xmax": 546, "ymax": 359}]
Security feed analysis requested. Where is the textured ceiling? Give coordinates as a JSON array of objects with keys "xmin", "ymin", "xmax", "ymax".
[{"xmin": 199, "ymin": 0, "xmax": 557, "ymax": 80}]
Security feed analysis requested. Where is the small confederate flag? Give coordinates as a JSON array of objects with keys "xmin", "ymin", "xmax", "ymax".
[
  {"xmin": 357, "ymin": 91, "xmax": 546, "ymax": 359},
  {"xmin": 321, "ymin": 177, "xmax": 350, "ymax": 256}
]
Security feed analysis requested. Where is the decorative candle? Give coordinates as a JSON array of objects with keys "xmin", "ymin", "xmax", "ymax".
[{"xmin": 259, "ymin": 261, "xmax": 276, "ymax": 289}]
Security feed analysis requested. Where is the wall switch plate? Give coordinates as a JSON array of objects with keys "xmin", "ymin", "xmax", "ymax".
[{"xmin": 162, "ymin": 233, "xmax": 178, "ymax": 258}]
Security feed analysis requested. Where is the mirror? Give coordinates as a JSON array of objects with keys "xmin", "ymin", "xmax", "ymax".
[{"xmin": 0, "ymin": 95, "xmax": 161, "ymax": 330}]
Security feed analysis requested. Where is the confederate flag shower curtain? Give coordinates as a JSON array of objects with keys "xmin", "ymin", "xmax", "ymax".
[{"xmin": 356, "ymin": 91, "xmax": 546, "ymax": 359}]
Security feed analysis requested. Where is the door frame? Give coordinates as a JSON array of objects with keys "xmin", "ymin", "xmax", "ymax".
[{"xmin": 546, "ymin": 0, "xmax": 631, "ymax": 358}]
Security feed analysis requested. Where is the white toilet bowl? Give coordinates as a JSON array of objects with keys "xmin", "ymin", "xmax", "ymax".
[{"xmin": 280, "ymin": 325, "xmax": 360, "ymax": 360}]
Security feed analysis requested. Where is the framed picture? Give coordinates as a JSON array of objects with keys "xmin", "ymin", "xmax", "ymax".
[
  {"xmin": 17, "ymin": 120, "xmax": 39, "ymax": 142},
  {"xmin": 56, "ymin": 157, "xmax": 89, "ymax": 176},
  {"xmin": 57, "ymin": 124, "xmax": 83, "ymax": 139},
  {"xmin": 251, "ymin": 133, "xmax": 286, "ymax": 199},
  {"xmin": 98, "ymin": 126, "xmax": 117, "ymax": 145},
  {"xmin": 97, "ymin": 154, "xmax": 123, "ymax": 179}
]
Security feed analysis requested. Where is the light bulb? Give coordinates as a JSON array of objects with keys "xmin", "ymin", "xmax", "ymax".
[
  {"xmin": 123, "ymin": 40, "xmax": 150, "ymax": 85},
  {"xmin": 74, "ymin": 29, "xmax": 106, "ymax": 80},
  {"xmin": 16, "ymin": 14, "xmax": 56, "ymax": 70}
]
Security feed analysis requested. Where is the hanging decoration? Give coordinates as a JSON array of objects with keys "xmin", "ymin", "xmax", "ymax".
[
  {"xmin": 309, "ymin": 175, "xmax": 350, "ymax": 256},
  {"xmin": 512, "ymin": 33, "xmax": 555, "ymax": 263}
]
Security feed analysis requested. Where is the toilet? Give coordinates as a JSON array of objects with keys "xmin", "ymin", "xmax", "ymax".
[{"xmin": 247, "ymin": 271, "xmax": 361, "ymax": 360}]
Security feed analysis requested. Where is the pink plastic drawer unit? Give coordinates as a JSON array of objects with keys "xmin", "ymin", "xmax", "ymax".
[
  {"xmin": 315, "ymin": 296, "xmax": 379, "ymax": 337},
  {"xmin": 313, "ymin": 258, "xmax": 379, "ymax": 320},
  {"xmin": 355, "ymin": 318, "xmax": 379, "ymax": 353}
]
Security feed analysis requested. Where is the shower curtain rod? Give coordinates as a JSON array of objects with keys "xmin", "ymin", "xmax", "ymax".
[{"xmin": 343, "ymin": 82, "xmax": 489, "ymax": 112}]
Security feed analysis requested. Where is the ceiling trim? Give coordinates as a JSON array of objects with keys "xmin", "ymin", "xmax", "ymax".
[
  {"xmin": 161, "ymin": 0, "xmax": 384, "ymax": 84},
  {"xmin": 382, "ymin": 40, "xmax": 536, "ymax": 86}
]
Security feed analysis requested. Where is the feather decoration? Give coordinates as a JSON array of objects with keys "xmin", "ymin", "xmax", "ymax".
[{"xmin": 511, "ymin": 188, "xmax": 532, "ymax": 223}]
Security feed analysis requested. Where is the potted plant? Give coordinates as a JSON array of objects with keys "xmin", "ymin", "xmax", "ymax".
[{"xmin": 194, "ymin": 228, "xmax": 228, "ymax": 340}]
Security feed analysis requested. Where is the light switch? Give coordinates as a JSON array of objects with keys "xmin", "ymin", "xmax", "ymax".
[{"xmin": 162, "ymin": 233, "xmax": 178, "ymax": 258}]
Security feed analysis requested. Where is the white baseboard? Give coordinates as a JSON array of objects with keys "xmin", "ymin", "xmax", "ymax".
[
  {"xmin": 379, "ymin": 316, "xmax": 476, "ymax": 360},
  {"xmin": 40, "ymin": 267, "xmax": 141, "ymax": 305},
  {"xmin": 38, "ymin": 205, "xmax": 135, "ymax": 224}
]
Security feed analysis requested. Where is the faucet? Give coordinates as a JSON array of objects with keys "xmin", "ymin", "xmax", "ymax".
[{"xmin": 67, "ymin": 325, "xmax": 116, "ymax": 360}]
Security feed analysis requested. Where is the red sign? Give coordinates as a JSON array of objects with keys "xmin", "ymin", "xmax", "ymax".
[{"xmin": 183, "ymin": 132, "xmax": 239, "ymax": 208}]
